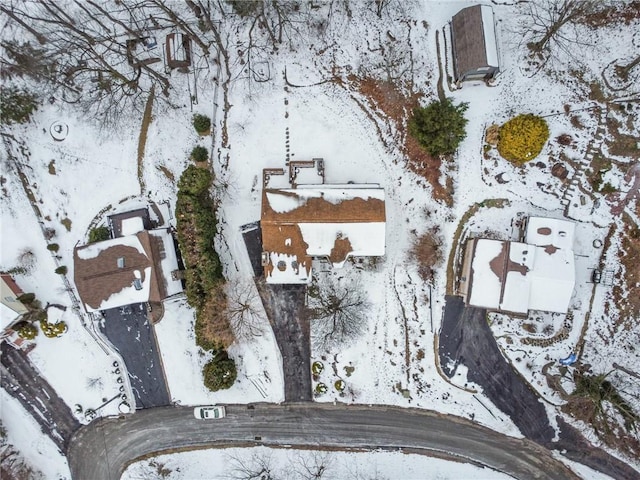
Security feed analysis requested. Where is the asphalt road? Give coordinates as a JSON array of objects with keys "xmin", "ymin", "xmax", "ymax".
[
  {"xmin": 1, "ymin": 342, "xmax": 80, "ymax": 451},
  {"xmin": 100, "ymin": 304, "xmax": 171, "ymax": 408},
  {"xmin": 67, "ymin": 403, "xmax": 579, "ymax": 480}
]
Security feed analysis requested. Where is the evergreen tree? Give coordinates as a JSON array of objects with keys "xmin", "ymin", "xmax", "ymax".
[
  {"xmin": 203, "ymin": 351, "xmax": 237, "ymax": 391},
  {"xmin": 408, "ymin": 98, "xmax": 469, "ymax": 156}
]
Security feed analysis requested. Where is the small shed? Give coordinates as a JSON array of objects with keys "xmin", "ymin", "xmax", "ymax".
[
  {"xmin": 450, "ymin": 5, "xmax": 499, "ymax": 83},
  {"xmin": 165, "ymin": 33, "xmax": 192, "ymax": 70}
]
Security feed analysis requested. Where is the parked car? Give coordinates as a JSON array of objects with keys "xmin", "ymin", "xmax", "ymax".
[{"xmin": 193, "ymin": 405, "xmax": 226, "ymax": 419}]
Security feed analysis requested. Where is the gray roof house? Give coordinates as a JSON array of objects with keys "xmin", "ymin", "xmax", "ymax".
[{"xmin": 450, "ymin": 5, "xmax": 500, "ymax": 83}]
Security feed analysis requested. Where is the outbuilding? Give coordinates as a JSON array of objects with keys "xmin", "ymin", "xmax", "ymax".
[{"xmin": 450, "ymin": 5, "xmax": 500, "ymax": 83}]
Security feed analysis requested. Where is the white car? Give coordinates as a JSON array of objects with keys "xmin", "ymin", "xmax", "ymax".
[{"xmin": 193, "ymin": 405, "xmax": 226, "ymax": 420}]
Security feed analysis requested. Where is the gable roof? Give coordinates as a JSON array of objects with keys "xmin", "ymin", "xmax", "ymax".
[
  {"xmin": 261, "ymin": 185, "xmax": 386, "ymax": 283},
  {"xmin": 451, "ymin": 5, "xmax": 499, "ymax": 79},
  {"xmin": 467, "ymin": 235, "xmax": 575, "ymax": 315},
  {"xmin": 74, "ymin": 229, "xmax": 182, "ymax": 312}
]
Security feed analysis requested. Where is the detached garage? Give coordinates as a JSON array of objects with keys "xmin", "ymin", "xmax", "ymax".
[{"xmin": 450, "ymin": 5, "xmax": 500, "ymax": 83}]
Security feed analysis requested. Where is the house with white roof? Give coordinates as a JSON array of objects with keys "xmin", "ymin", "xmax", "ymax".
[
  {"xmin": 459, "ymin": 217, "xmax": 576, "ymax": 315},
  {"xmin": 74, "ymin": 209, "xmax": 183, "ymax": 312},
  {"xmin": 260, "ymin": 160, "xmax": 386, "ymax": 284}
]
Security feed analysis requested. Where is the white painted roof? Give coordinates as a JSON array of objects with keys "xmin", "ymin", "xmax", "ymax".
[
  {"xmin": 149, "ymin": 229, "xmax": 184, "ymax": 297},
  {"xmin": 121, "ymin": 216, "xmax": 145, "ymax": 236},
  {"xmin": 525, "ymin": 217, "xmax": 575, "ymax": 251},
  {"xmin": 468, "ymin": 239, "xmax": 504, "ymax": 310},
  {"xmin": 480, "ymin": 5, "xmax": 499, "ymax": 68},
  {"xmin": 468, "ymin": 230, "xmax": 576, "ymax": 315}
]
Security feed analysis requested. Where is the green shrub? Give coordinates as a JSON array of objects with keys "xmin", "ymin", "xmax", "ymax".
[
  {"xmin": 177, "ymin": 165, "xmax": 212, "ymax": 196},
  {"xmin": 47, "ymin": 243, "xmax": 60, "ymax": 252},
  {"xmin": 88, "ymin": 226, "xmax": 111, "ymax": 243},
  {"xmin": 191, "ymin": 145, "xmax": 209, "ymax": 163},
  {"xmin": 40, "ymin": 319, "xmax": 67, "ymax": 338},
  {"xmin": 192, "ymin": 114, "xmax": 211, "ymax": 134},
  {"xmin": 601, "ymin": 182, "xmax": 616, "ymax": 194},
  {"xmin": 17, "ymin": 292, "xmax": 36, "ymax": 306},
  {"xmin": 408, "ymin": 98, "xmax": 469, "ymax": 156},
  {"xmin": 15, "ymin": 322, "xmax": 38, "ymax": 340},
  {"xmin": 497, "ymin": 114, "xmax": 549, "ymax": 165},
  {"xmin": 55, "ymin": 266, "xmax": 67, "ymax": 275},
  {"xmin": 202, "ymin": 352, "xmax": 237, "ymax": 391},
  {"xmin": 0, "ymin": 86, "xmax": 39, "ymax": 125}
]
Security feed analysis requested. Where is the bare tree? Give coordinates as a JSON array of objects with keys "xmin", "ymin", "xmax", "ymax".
[
  {"xmin": 308, "ymin": 277, "xmax": 370, "ymax": 350},
  {"xmin": 226, "ymin": 450, "xmax": 277, "ymax": 480},
  {"xmin": 515, "ymin": 0, "xmax": 605, "ymax": 70},
  {"xmin": 227, "ymin": 280, "xmax": 266, "ymax": 341},
  {"xmin": 290, "ymin": 451, "xmax": 332, "ymax": 480}
]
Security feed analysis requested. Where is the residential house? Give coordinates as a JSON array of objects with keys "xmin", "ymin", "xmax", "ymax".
[
  {"xmin": 74, "ymin": 210, "xmax": 183, "ymax": 312},
  {"xmin": 459, "ymin": 217, "xmax": 576, "ymax": 315},
  {"xmin": 260, "ymin": 160, "xmax": 386, "ymax": 284}
]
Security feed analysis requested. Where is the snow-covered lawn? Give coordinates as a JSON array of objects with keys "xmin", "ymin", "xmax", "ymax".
[
  {"xmin": 121, "ymin": 445, "xmax": 514, "ymax": 480},
  {"xmin": 1, "ymin": 0, "xmax": 639, "ymax": 478}
]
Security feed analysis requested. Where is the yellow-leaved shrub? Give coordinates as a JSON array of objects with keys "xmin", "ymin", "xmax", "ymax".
[{"xmin": 497, "ymin": 114, "xmax": 549, "ymax": 165}]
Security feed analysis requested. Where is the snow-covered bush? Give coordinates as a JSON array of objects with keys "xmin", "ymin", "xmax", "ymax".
[
  {"xmin": 497, "ymin": 114, "xmax": 549, "ymax": 165},
  {"xmin": 15, "ymin": 322, "xmax": 38, "ymax": 340}
]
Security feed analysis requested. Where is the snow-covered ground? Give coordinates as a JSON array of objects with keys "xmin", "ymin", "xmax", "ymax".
[
  {"xmin": 1, "ymin": 0, "xmax": 639, "ymax": 478},
  {"xmin": 121, "ymin": 445, "xmax": 514, "ymax": 480}
]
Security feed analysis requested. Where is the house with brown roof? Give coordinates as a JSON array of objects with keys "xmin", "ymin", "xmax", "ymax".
[
  {"xmin": 260, "ymin": 160, "xmax": 386, "ymax": 284},
  {"xmin": 450, "ymin": 5, "xmax": 500, "ymax": 83},
  {"xmin": 74, "ymin": 213, "xmax": 183, "ymax": 312}
]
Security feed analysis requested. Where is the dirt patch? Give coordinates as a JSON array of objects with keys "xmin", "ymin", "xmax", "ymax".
[
  {"xmin": 347, "ymin": 77, "xmax": 452, "ymax": 205},
  {"xmin": 137, "ymin": 86, "xmax": 156, "ymax": 194},
  {"xmin": 156, "ymin": 165, "xmax": 175, "ymax": 183},
  {"xmin": 615, "ymin": 217, "xmax": 640, "ymax": 320},
  {"xmin": 579, "ymin": 2, "xmax": 640, "ymax": 27}
]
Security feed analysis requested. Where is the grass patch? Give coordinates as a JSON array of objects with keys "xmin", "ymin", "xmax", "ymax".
[{"xmin": 60, "ymin": 217, "xmax": 72, "ymax": 231}]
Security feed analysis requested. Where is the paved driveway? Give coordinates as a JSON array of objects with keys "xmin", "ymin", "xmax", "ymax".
[
  {"xmin": 438, "ymin": 296, "xmax": 637, "ymax": 478},
  {"xmin": 439, "ymin": 296, "xmax": 554, "ymax": 443},
  {"xmin": 1, "ymin": 342, "xmax": 80, "ymax": 450},
  {"xmin": 256, "ymin": 282, "xmax": 311, "ymax": 402},
  {"xmin": 100, "ymin": 304, "xmax": 170, "ymax": 409}
]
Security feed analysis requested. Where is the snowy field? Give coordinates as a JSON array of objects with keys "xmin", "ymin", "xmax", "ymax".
[
  {"xmin": 121, "ymin": 445, "xmax": 515, "ymax": 480},
  {"xmin": 1, "ymin": 0, "xmax": 639, "ymax": 479}
]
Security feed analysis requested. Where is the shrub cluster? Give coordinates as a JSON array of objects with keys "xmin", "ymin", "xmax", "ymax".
[
  {"xmin": 40, "ymin": 319, "xmax": 67, "ymax": 338},
  {"xmin": 55, "ymin": 265, "xmax": 68, "ymax": 275},
  {"xmin": 89, "ymin": 226, "xmax": 111, "ymax": 243},
  {"xmin": 190, "ymin": 145, "xmax": 209, "ymax": 163},
  {"xmin": 497, "ymin": 114, "xmax": 549, "ymax": 165},
  {"xmin": 175, "ymin": 165, "xmax": 232, "ymax": 352},
  {"xmin": 15, "ymin": 321, "xmax": 37, "ymax": 340},
  {"xmin": 192, "ymin": 114, "xmax": 211, "ymax": 135},
  {"xmin": 202, "ymin": 351, "xmax": 237, "ymax": 392}
]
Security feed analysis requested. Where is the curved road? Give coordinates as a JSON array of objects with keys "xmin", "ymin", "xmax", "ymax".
[{"xmin": 68, "ymin": 403, "xmax": 579, "ymax": 480}]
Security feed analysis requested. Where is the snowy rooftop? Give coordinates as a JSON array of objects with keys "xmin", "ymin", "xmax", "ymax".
[
  {"xmin": 525, "ymin": 217, "xmax": 576, "ymax": 251},
  {"xmin": 74, "ymin": 228, "xmax": 182, "ymax": 312},
  {"xmin": 261, "ymin": 186, "xmax": 386, "ymax": 284},
  {"xmin": 468, "ymin": 233, "xmax": 576, "ymax": 315}
]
